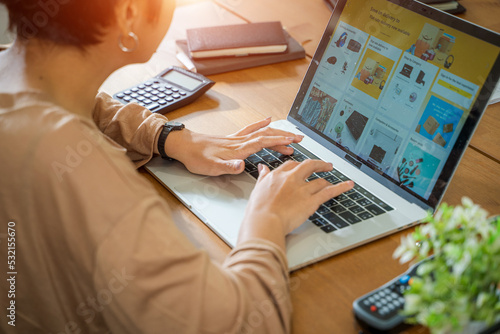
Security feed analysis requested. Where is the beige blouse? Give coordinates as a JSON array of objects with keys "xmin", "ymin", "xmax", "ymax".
[{"xmin": 0, "ymin": 92, "xmax": 291, "ymax": 333}]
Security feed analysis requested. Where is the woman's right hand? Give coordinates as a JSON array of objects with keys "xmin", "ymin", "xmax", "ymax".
[{"xmin": 238, "ymin": 160, "xmax": 354, "ymax": 249}]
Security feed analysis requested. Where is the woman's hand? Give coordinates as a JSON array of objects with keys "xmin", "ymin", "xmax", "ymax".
[
  {"xmin": 238, "ymin": 160, "xmax": 354, "ymax": 250},
  {"xmin": 163, "ymin": 117, "xmax": 304, "ymax": 176}
]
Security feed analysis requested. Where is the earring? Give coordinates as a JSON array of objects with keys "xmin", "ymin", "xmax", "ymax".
[{"xmin": 118, "ymin": 32, "xmax": 139, "ymax": 53}]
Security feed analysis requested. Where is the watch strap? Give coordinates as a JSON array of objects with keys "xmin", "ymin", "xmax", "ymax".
[{"xmin": 158, "ymin": 122, "xmax": 185, "ymax": 160}]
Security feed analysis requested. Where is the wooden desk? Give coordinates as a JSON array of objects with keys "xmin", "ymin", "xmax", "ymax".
[{"xmin": 102, "ymin": 1, "xmax": 500, "ymax": 332}]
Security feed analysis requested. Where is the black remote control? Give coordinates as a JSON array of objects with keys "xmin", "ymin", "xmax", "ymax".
[{"xmin": 352, "ymin": 258, "xmax": 429, "ymax": 333}]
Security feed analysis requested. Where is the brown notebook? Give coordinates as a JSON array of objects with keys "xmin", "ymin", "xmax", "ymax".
[
  {"xmin": 186, "ymin": 21, "xmax": 288, "ymax": 59},
  {"xmin": 176, "ymin": 31, "xmax": 305, "ymax": 76}
]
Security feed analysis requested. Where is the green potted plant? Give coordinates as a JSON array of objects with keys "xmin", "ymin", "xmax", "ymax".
[{"xmin": 393, "ymin": 197, "xmax": 500, "ymax": 334}]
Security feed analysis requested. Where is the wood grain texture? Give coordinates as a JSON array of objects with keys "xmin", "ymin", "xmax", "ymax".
[{"xmin": 108, "ymin": 1, "xmax": 500, "ymax": 333}]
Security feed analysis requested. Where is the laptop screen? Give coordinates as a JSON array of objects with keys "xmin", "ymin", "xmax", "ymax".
[{"xmin": 288, "ymin": 0, "xmax": 500, "ymax": 209}]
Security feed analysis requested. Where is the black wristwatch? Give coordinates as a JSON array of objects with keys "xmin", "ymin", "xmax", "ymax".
[{"xmin": 158, "ymin": 121, "xmax": 185, "ymax": 160}]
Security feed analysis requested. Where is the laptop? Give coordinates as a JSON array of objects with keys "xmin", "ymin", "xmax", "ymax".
[{"xmin": 146, "ymin": 0, "xmax": 500, "ymax": 270}]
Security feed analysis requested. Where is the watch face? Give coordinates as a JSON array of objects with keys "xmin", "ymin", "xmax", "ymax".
[{"xmin": 167, "ymin": 121, "xmax": 185, "ymax": 129}]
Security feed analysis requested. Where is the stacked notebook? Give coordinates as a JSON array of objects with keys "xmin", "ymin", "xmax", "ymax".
[
  {"xmin": 419, "ymin": 0, "xmax": 466, "ymax": 14},
  {"xmin": 176, "ymin": 21, "xmax": 306, "ymax": 75}
]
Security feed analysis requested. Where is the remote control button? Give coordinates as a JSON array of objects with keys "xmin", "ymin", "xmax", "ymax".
[
  {"xmin": 370, "ymin": 305, "xmax": 377, "ymax": 312},
  {"xmin": 399, "ymin": 275, "xmax": 410, "ymax": 284}
]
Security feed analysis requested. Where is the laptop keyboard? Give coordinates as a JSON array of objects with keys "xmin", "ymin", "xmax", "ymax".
[{"xmin": 244, "ymin": 143, "xmax": 394, "ymax": 233}]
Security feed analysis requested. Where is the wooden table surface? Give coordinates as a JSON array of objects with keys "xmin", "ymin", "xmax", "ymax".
[{"xmin": 101, "ymin": 0, "xmax": 500, "ymax": 332}]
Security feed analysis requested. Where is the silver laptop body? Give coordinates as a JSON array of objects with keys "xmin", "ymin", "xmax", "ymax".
[{"xmin": 146, "ymin": 0, "xmax": 500, "ymax": 270}]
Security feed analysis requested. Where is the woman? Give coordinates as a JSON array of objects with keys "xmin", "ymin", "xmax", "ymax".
[{"xmin": 0, "ymin": 0, "xmax": 353, "ymax": 333}]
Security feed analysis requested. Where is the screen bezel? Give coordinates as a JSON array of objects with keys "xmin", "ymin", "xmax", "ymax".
[{"xmin": 287, "ymin": 0, "xmax": 500, "ymax": 211}]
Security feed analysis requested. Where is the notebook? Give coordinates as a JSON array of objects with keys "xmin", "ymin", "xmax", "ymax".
[{"xmin": 146, "ymin": 0, "xmax": 500, "ymax": 271}]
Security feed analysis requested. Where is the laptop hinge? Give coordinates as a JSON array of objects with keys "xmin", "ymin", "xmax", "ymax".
[{"xmin": 345, "ymin": 154, "xmax": 362, "ymax": 169}]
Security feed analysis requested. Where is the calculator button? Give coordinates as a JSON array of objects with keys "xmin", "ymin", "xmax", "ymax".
[
  {"xmin": 130, "ymin": 93, "xmax": 139, "ymax": 98},
  {"xmin": 179, "ymin": 91, "xmax": 187, "ymax": 96},
  {"xmin": 124, "ymin": 90, "xmax": 132, "ymax": 95},
  {"xmin": 123, "ymin": 97, "xmax": 132, "ymax": 102},
  {"xmin": 165, "ymin": 85, "xmax": 173, "ymax": 90},
  {"xmin": 157, "ymin": 87, "xmax": 166, "ymax": 92},
  {"xmin": 146, "ymin": 103, "xmax": 160, "ymax": 111},
  {"xmin": 158, "ymin": 93, "xmax": 167, "ymax": 99},
  {"xmin": 152, "ymin": 84, "xmax": 160, "ymax": 89},
  {"xmin": 145, "ymin": 82, "xmax": 153, "ymax": 87},
  {"xmin": 137, "ymin": 96, "xmax": 145, "ymax": 102},
  {"xmin": 138, "ymin": 85, "xmax": 146, "ymax": 90},
  {"xmin": 172, "ymin": 94, "xmax": 181, "ymax": 99},
  {"xmin": 151, "ymin": 97, "xmax": 159, "ymax": 102},
  {"xmin": 144, "ymin": 93, "xmax": 153, "ymax": 99},
  {"xmin": 165, "ymin": 90, "xmax": 173, "ymax": 96},
  {"xmin": 166, "ymin": 97, "xmax": 174, "ymax": 102},
  {"xmin": 171, "ymin": 88, "xmax": 179, "ymax": 93},
  {"xmin": 131, "ymin": 88, "xmax": 139, "ymax": 93},
  {"xmin": 158, "ymin": 100, "xmax": 167, "ymax": 105},
  {"xmin": 143, "ymin": 99, "xmax": 152, "ymax": 105},
  {"xmin": 151, "ymin": 90, "xmax": 160, "ymax": 95},
  {"xmin": 116, "ymin": 93, "xmax": 125, "ymax": 99},
  {"xmin": 145, "ymin": 88, "xmax": 153, "ymax": 93}
]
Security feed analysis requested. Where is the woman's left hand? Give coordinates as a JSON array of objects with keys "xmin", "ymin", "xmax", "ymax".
[{"xmin": 163, "ymin": 117, "xmax": 304, "ymax": 176}]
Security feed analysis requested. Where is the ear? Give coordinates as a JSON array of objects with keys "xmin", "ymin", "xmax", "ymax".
[{"xmin": 115, "ymin": 0, "xmax": 141, "ymax": 34}]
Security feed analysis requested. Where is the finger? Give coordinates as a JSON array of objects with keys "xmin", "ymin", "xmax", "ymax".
[
  {"xmin": 266, "ymin": 145, "xmax": 294, "ymax": 156},
  {"xmin": 246, "ymin": 126, "xmax": 304, "ymax": 143},
  {"xmin": 305, "ymin": 178, "xmax": 333, "ymax": 194},
  {"xmin": 275, "ymin": 160, "xmax": 300, "ymax": 172},
  {"xmin": 257, "ymin": 163, "xmax": 271, "ymax": 180},
  {"xmin": 240, "ymin": 136, "xmax": 296, "ymax": 156},
  {"xmin": 210, "ymin": 159, "xmax": 245, "ymax": 176},
  {"xmin": 292, "ymin": 159, "xmax": 334, "ymax": 180},
  {"xmin": 234, "ymin": 117, "xmax": 272, "ymax": 136},
  {"xmin": 313, "ymin": 181, "xmax": 355, "ymax": 204}
]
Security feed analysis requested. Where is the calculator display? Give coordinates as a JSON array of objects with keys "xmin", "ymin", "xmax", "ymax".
[{"xmin": 162, "ymin": 70, "xmax": 203, "ymax": 91}]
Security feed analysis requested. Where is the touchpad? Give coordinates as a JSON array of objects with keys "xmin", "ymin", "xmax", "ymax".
[{"xmin": 174, "ymin": 173, "xmax": 256, "ymax": 246}]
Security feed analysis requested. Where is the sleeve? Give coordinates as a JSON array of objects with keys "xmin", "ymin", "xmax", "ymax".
[
  {"xmin": 94, "ymin": 197, "xmax": 292, "ymax": 334},
  {"xmin": 92, "ymin": 92, "xmax": 168, "ymax": 167}
]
